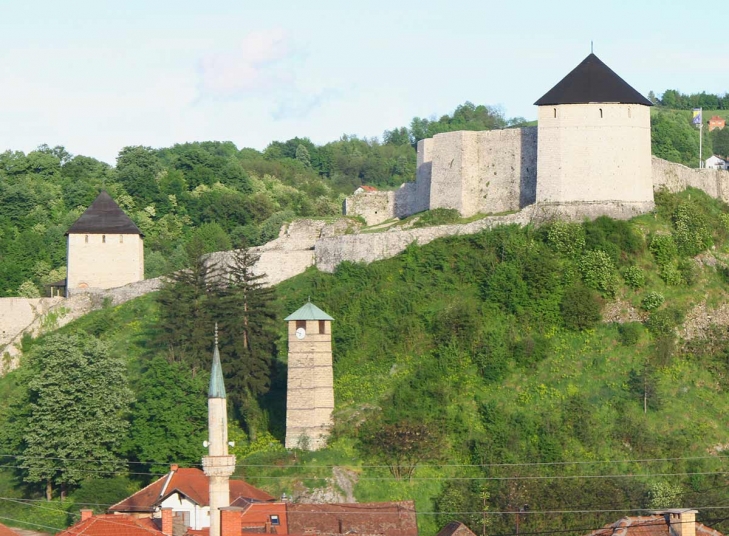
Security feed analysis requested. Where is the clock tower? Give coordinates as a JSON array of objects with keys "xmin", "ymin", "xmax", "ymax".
[{"xmin": 284, "ymin": 301, "xmax": 334, "ymax": 450}]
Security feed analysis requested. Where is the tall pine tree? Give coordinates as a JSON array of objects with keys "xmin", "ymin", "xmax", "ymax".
[
  {"xmin": 156, "ymin": 238, "xmax": 223, "ymax": 375},
  {"xmin": 218, "ymin": 247, "xmax": 277, "ymax": 436}
]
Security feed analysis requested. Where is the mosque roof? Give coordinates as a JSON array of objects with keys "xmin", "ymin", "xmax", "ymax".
[
  {"xmin": 285, "ymin": 302, "xmax": 334, "ymax": 321},
  {"xmin": 535, "ymin": 53, "xmax": 653, "ymax": 107},
  {"xmin": 66, "ymin": 190, "xmax": 143, "ymax": 236}
]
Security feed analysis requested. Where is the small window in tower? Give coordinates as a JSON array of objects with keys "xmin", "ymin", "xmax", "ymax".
[
  {"xmin": 599, "ymin": 108, "xmax": 603, "ymax": 118},
  {"xmin": 120, "ymin": 235, "xmax": 123, "ymax": 243},
  {"xmin": 85, "ymin": 235, "xmax": 89, "ymax": 243},
  {"xmin": 319, "ymin": 320, "xmax": 326, "ymax": 334},
  {"xmin": 553, "ymin": 108, "xmax": 557, "ymax": 118},
  {"xmin": 296, "ymin": 320, "xmax": 306, "ymax": 330},
  {"xmin": 270, "ymin": 515, "xmax": 280, "ymax": 526},
  {"xmin": 102, "ymin": 235, "xmax": 106, "ymax": 243}
]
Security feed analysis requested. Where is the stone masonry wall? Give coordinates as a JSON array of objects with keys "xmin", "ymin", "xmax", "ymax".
[{"xmin": 652, "ymin": 156, "xmax": 729, "ymax": 201}]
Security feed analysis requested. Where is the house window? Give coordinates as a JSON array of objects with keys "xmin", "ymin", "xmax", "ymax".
[
  {"xmin": 319, "ymin": 320, "xmax": 326, "ymax": 334},
  {"xmin": 85, "ymin": 235, "xmax": 89, "ymax": 243},
  {"xmin": 296, "ymin": 320, "xmax": 306, "ymax": 331},
  {"xmin": 270, "ymin": 515, "xmax": 280, "ymax": 526},
  {"xmin": 599, "ymin": 108, "xmax": 603, "ymax": 118},
  {"xmin": 102, "ymin": 235, "xmax": 106, "ymax": 243}
]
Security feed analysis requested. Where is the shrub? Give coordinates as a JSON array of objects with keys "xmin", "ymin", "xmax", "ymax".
[
  {"xmin": 584, "ymin": 217, "xmax": 644, "ymax": 261},
  {"xmin": 546, "ymin": 220, "xmax": 585, "ymax": 258},
  {"xmin": 578, "ymin": 250, "xmax": 619, "ymax": 297},
  {"xmin": 649, "ymin": 234, "xmax": 678, "ymax": 267},
  {"xmin": 659, "ymin": 263, "xmax": 683, "ymax": 286},
  {"xmin": 561, "ymin": 284, "xmax": 601, "ymax": 330},
  {"xmin": 677, "ymin": 258, "xmax": 699, "ymax": 286},
  {"xmin": 673, "ymin": 202, "xmax": 712, "ymax": 257},
  {"xmin": 618, "ymin": 322, "xmax": 643, "ymax": 346},
  {"xmin": 622, "ymin": 266, "xmax": 646, "ymax": 289},
  {"xmin": 645, "ymin": 308, "xmax": 683, "ymax": 337},
  {"xmin": 483, "ymin": 262, "xmax": 528, "ymax": 315},
  {"xmin": 641, "ymin": 292, "xmax": 665, "ymax": 311}
]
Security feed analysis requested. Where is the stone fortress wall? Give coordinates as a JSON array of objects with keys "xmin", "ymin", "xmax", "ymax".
[{"xmin": 3, "ymin": 158, "xmax": 729, "ymax": 375}]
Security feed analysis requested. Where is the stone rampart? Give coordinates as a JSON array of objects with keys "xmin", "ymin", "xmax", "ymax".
[{"xmin": 652, "ymin": 156, "xmax": 729, "ymax": 201}]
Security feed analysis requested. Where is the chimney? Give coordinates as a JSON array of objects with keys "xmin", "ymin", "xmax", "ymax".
[
  {"xmin": 667, "ymin": 509, "xmax": 698, "ymax": 536},
  {"xmin": 170, "ymin": 463, "xmax": 179, "ymax": 472},
  {"xmin": 80, "ymin": 509, "xmax": 93, "ymax": 521},
  {"xmin": 221, "ymin": 507, "xmax": 242, "ymax": 536},
  {"xmin": 161, "ymin": 507, "xmax": 173, "ymax": 536}
]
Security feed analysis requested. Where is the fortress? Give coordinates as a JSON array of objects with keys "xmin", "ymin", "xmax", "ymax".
[
  {"xmin": 3, "ymin": 52, "xmax": 729, "ymax": 373},
  {"xmin": 345, "ymin": 53, "xmax": 656, "ymax": 225}
]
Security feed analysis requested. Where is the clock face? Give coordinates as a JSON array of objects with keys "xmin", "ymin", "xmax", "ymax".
[{"xmin": 295, "ymin": 327, "xmax": 306, "ymax": 340}]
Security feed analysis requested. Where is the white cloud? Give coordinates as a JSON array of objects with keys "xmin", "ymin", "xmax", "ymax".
[{"xmin": 198, "ymin": 29, "xmax": 294, "ymax": 97}]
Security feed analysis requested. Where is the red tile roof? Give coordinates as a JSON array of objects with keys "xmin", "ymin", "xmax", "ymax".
[
  {"xmin": 588, "ymin": 515, "xmax": 724, "ymax": 536},
  {"xmin": 108, "ymin": 467, "xmax": 274, "ymax": 513},
  {"xmin": 55, "ymin": 514, "xmax": 161, "ymax": 536},
  {"xmin": 357, "ymin": 185, "xmax": 378, "ymax": 192},
  {"xmin": 0, "ymin": 523, "xmax": 19, "ymax": 536},
  {"xmin": 286, "ymin": 501, "xmax": 418, "ymax": 536},
  {"xmin": 437, "ymin": 521, "xmax": 477, "ymax": 536}
]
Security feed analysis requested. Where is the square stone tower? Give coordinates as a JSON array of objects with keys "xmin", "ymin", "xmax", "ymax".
[
  {"xmin": 535, "ymin": 53, "xmax": 654, "ymax": 218},
  {"xmin": 285, "ymin": 302, "xmax": 334, "ymax": 450},
  {"xmin": 66, "ymin": 191, "xmax": 144, "ymax": 293}
]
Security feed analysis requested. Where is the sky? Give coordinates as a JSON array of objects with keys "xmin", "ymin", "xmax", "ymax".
[{"xmin": 1, "ymin": 0, "xmax": 727, "ymax": 165}]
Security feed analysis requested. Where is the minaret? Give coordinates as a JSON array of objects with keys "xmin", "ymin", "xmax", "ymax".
[
  {"xmin": 202, "ymin": 326, "xmax": 235, "ymax": 536},
  {"xmin": 285, "ymin": 302, "xmax": 334, "ymax": 450}
]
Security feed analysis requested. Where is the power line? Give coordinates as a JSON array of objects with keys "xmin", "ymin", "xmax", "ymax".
[
  {"xmin": 0, "ymin": 514, "xmax": 63, "ymax": 532},
  {"xmin": 1, "ymin": 453, "xmax": 728, "ymax": 469}
]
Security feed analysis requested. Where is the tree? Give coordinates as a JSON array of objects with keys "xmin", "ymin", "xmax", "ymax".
[
  {"xmin": 17, "ymin": 334, "xmax": 132, "ymax": 500},
  {"xmin": 218, "ymin": 247, "xmax": 277, "ymax": 436},
  {"xmin": 124, "ymin": 357, "xmax": 207, "ymax": 474},
  {"xmin": 156, "ymin": 238, "xmax": 223, "ymax": 374},
  {"xmin": 358, "ymin": 418, "xmax": 443, "ymax": 480},
  {"xmin": 295, "ymin": 144, "xmax": 311, "ymax": 168},
  {"xmin": 560, "ymin": 284, "xmax": 601, "ymax": 330}
]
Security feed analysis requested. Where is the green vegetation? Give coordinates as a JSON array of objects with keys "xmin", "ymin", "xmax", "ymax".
[{"xmin": 5, "ymin": 188, "xmax": 729, "ymax": 535}]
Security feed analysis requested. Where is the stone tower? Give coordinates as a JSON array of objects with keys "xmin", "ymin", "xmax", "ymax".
[
  {"xmin": 535, "ymin": 53, "xmax": 654, "ymax": 218},
  {"xmin": 285, "ymin": 302, "xmax": 334, "ymax": 450},
  {"xmin": 202, "ymin": 329, "xmax": 235, "ymax": 536},
  {"xmin": 66, "ymin": 191, "xmax": 144, "ymax": 294}
]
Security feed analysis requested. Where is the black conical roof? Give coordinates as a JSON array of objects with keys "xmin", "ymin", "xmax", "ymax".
[
  {"xmin": 66, "ymin": 191, "xmax": 143, "ymax": 236},
  {"xmin": 535, "ymin": 53, "xmax": 652, "ymax": 106}
]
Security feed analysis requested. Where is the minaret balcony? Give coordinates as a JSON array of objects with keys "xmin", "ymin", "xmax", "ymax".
[{"xmin": 202, "ymin": 455, "xmax": 236, "ymax": 477}]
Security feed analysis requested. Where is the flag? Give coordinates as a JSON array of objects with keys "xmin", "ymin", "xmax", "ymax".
[{"xmin": 692, "ymin": 108, "xmax": 702, "ymax": 125}]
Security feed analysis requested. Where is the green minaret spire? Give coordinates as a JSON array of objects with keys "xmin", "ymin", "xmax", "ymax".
[{"xmin": 208, "ymin": 324, "xmax": 226, "ymax": 399}]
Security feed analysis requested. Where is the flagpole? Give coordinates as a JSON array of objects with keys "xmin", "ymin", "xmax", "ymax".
[{"xmin": 700, "ymin": 107, "xmax": 703, "ymax": 168}]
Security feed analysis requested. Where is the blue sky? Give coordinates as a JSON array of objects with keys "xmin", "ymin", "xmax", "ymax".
[{"xmin": 1, "ymin": 0, "xmax": 726, "ymax": 164}]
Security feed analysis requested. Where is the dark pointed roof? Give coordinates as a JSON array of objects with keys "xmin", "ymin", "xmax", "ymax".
[
  {"xmin": 535, "ymin": 53, "xmax": 652, "ymax": 107},
  {"xmin": 209, "ymin": 333, "xmax": 226, "ymax": 399},
  {"xmin": 66, "ymin": 191, "xmax": 143, "ymax": 236}
]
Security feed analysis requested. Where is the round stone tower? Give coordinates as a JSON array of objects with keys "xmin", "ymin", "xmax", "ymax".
[{"xmin": 535, "ymin": 53, "xmax": 654, "ymax": 218}]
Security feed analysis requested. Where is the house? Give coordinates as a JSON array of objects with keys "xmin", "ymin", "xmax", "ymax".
[
  {"xmin": 56, "ymin": 510, "xmax": 166, "ymax": 536},
  {"xmin": 0, "ymin": 523, "xmax": 20, "ymax": 536},
  {"xmin": 436, "ymin": 521, "xmax": 477, "ymax": 536},
  {"xmin": 222, "ymin": 500, "xmax": 418, "ymax": 535},
  {"xmin": 107, "ymin": 465, "xmax": 274, "ymax": 531},
  {"xmin": 354, "ymin": 185, "xmax": 378, "ymax": 194},
  {"xmin": 586, "ymin": 509, "xmax": 723, "ymax": 536},
  {"xmin": 706, "ymin": 155, "xmax": 728, "ymax": 170},
  {"xmin": 709, "ymin": 115, "xmax": 726, "ymax": 132}
]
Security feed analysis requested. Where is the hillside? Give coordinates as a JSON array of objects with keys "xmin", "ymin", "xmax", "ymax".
[{"xmin": 4, "ymin": 188, "xmax": 729, "ymax": 535}]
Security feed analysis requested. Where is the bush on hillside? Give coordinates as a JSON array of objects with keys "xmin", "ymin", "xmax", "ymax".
[
  {"xmin": 413, "ymin": 208, "xmax": 461, "ymax": 228},
  {"xmin": 641, "ymin": 292, "xmax": 665, "ymax": 311},
  {"xmin": 483, "ymin": 262, "xmax": 529, "ymax": 315},
  {"xmin": 584, "ymin": 217, "xmax": 645, "ymax": 264},
  {"xmin": 622, "ymin": 266, "xmax": 646, "ymax": 289},
  {"xmin": 561, "ymin": 284, "xmax": 602, "ymax": 331},
  {"xmin": 578, "ymin": 250, "xmax": 619, "ymax": 297},
  {"xmin": 546, "ymin": 220, "xmax": 585, "ymax": 258},
  {"xmin": 649, "ymin": 234, "xmax": 678, "ymax": 267},
  {"xmin": 645, "ymin": 308, "xmax": 684, "ymax": 337},
  {"xmin": 673, "ymin": 202, "xmax": 712, "ymax": 256},
  {"xmin": 618, "ymin": 322, "xmax": 643, "ymax": 346}
]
